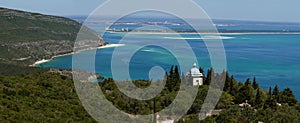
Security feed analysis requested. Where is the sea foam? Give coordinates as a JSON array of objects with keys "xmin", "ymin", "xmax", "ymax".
[{"xmin": 163, "ymin": 36, "xmax": 235, "ymax": 40}]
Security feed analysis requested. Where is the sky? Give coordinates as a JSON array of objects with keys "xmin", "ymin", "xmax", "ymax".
[{"xmin": 0, "ymin": 0, "xmax": 300, "ymax": 22}]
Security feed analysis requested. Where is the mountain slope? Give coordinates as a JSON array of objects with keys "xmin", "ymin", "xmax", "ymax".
[{"xmin": 0, "ymin": 7, "xmax": 105, "ymax": 66}]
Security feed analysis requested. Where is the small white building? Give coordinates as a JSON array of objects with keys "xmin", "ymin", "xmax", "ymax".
[{"xmin": 187, "ymin": 63, "xmax": 203, "ymax": 86}]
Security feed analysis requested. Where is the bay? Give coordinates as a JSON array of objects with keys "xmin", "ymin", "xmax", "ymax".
[{"xmin": 37, "ymin": 32, "xmax": 300, "ymax": 99}]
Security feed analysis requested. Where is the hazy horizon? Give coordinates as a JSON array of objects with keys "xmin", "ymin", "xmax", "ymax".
[
  {"xmin": 1, "ymin": 0, "xmax": 300, "ymax": 23},
  {"xmin": 2, "ymin": 6, "xmax": 300, "ymax": 24}
]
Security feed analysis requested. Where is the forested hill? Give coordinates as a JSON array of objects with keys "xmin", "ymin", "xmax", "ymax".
[
  {"xmin": 0, "ymin": 72, "xmax": 97, "ymax": 122},
  {"xmin": 0, "ymin": 7, "xmax": 105, "ymax": 66}
]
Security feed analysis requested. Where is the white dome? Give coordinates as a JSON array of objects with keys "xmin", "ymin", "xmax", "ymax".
[{"xmin": 190, "ymin": 68, "xmax": 201, "ymax": 75}]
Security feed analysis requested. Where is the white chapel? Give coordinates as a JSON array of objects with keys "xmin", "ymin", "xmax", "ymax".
[{"xmin": 187, "ymin": 63, "xmax": 203, "ymax": 86}]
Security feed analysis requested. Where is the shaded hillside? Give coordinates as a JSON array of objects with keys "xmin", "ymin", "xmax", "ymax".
[
  {"xmin": 0, "ymin": 63, "xmax": 48, "ymax": 76},
  {"xmin": 0, "ymin": 7, "xmax": 105, "ymax": 66},
  {"xmin": 0, "ymin": 72, "xmax": 97, "ymax": 122}
]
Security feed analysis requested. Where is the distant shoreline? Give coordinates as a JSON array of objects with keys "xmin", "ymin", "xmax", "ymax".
[
  {"xmin": 107, "ymin": 31, "xmax": 300, "ymax": 35},
  {"xmin": 30, "ymin": 43, "xmax": 125, "ymax": 67}
]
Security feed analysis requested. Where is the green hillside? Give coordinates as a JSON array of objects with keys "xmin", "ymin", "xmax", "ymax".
[
  {"xmin": 0, "ymin": 72, "xmax": 97, "ymax": 122},
  {"xmin": 1, "ymin": 66, "xmax": 297, "ymax": 122},
  {"xmin": 0, "ymin": 7, "xmax": 104, "ymax": 66}
]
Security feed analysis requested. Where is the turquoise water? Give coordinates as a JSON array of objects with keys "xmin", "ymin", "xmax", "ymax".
[{"xmin": 38, "ymin": 33, "xmax": 300, "ymax": 99}]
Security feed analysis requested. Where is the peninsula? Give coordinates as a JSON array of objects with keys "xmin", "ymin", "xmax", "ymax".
[{"xmin": 0, "ymin": 7, "xmax": 106, "ymax": 66}]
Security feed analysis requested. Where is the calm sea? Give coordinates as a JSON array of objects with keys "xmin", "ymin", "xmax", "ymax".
[{"xmin": 37, "ymin": 17, "xmax": 300, "ymax": 99}]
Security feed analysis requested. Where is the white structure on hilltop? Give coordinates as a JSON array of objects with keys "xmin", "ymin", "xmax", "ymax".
[{"xmin": 187, "ymin": 63, "xmax": 203, "ymax": 86}]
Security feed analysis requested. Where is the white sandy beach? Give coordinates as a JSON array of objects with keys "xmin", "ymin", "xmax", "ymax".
[
  {"xmin": 97, "ymin": 43, "xmax": 125, "ymax": 49},
  {"xmin": 30, "ymin": 59, "xmax": 51, "ymax": 66},
  {"xmin": 30, "ymin": 43, "xmax": 125, "ymax": 67}
]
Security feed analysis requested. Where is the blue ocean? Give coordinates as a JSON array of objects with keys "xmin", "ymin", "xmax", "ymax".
[{"xmin": 37, "ymin": 16, "xmax": 300, "ymax": 99}]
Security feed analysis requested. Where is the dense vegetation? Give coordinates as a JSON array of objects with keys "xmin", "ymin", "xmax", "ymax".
[
  {"xmin": 0, "ymin": 7, "xmax": 100, "ymax": 43},
  {"xmin": 99, "ymin": 66, "xmax": 300, "ymax": 123},
  {"xmin": 0, "ymin": 7, "xmax": 103, "ymax": 66},
  {"xmin": 0, "ymin": 64, "xmax": 299, "ymax": 122},
  {"xmin": 0, "ymin": 7, "xmax": 105, "ymax": 122},
  {"xmin": 0, "ymin": 72, "xmax": 97, "ymax": 122},
  {"xmin": 0, "ymin": 63, "xmax": 48, "ymax": 76},
  {"xmin": 184, "ymin": 67, "xmax": 300, "ymax": 123}
]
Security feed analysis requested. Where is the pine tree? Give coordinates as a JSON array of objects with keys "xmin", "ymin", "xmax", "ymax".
[
  {"xmin": 173, "ymin": 66, "xmax": 180, "ymax": 91},
  {"xmin": 166, "ymin": 69, "xmax": 172, "ymax": 92},
  {"xmin": 164, "ymin": 72, "xmax": 168, "ymax": 83},
  {"xmin": 204, "ymin": 69, "xmax": 211, "ymax": 85},
  {"xmin": 229, "ymin": 75, "xmax": 235, "ymax": 96},
  {"xmin": 236, "ymin": 78, "xmax": 255, "ymax": 104},
  {"xmin": 245, "ymin": 78, "xmax": 251, "ymax": 86},
  {"xmin": 199, "ymin": 67, "xmax": 205, "ymax": 85},
  {"xmin": 252, "ymin": 76, "xmax": 259, "ymax": 90},
  {"xmin": 264, "ymin": 86, "xmax": 277, "ymax": 109},
  {"xmin": 264, "ymin": 95, "xmax": 277, "ymax": 109},
  {"xmin": 174, "ymin": 66, "xmax": 180, "ymax": 81},
  {"xmin": 268, "ymin": 87, "xmax": 272, "ymax": 95},
  {"xmin": 166, "ymin": 66, "xmax": 180, "ymax": 92},
  {"xmin": 169, "ymin": 65, "xmax": 174, "ymax": 77},
  {"xmin": 224, "ymin": 71, "xmax": 231, "ymax": 92},
  {"xmin": 273, "ymin": 85, "xmax": 279, "ymax": 96},
  {"xmin": 280, "ymin": 88, "xmax": 297, "ymax": 106},
  {"xmin": 199, "ymin": 67, "xmax": 204, "ymax": 74},
  {"xmin": 254, "ymin": 89, "xmax": 263, "ymax": 108},
  {"xmin": 273, "ymin": 85, "xmax": 279, "ymax": 101}
]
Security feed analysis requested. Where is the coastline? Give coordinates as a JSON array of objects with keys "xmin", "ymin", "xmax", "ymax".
[
  {"xmin": 97, "ymin": 43, "xmax": 125, "ymax": 49},
  {"xmin": 30, "ymin": 43, "xmax": 125, "ymax": 67},
  {"xmin": 107, "ymin": 31, "xmax": 300, "ymax": 35}
]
